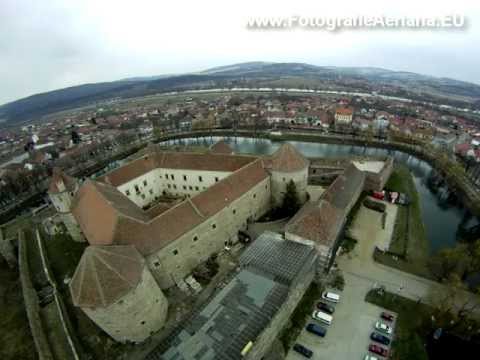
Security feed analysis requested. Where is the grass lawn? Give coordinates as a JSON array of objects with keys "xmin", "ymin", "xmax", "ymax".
[
  {"xmin": 366, "ymin": 289, "xmax": 430, "ymax": 360},
  {"xmin": 279, "ymin": 282, "xmax": 322, "ymax": 350},
  {"xmin": 376, "ymin": 165, "xmax": 432, "ymax": 279},
  {"xmin": 42, "ymin": 231, "xmax": 87, "ymax": 288},
  {"xmin": 0, "ymin": 261, "xmax": 37, "ymax": 360}
]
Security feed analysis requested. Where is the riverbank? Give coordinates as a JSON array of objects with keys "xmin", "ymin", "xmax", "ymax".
[{"xmin": 375, "ymin": 165, "xmax": 432, "ymax": 279}]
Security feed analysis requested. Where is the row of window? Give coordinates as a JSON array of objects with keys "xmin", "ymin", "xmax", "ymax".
[
  {"xmin": 164, "ymin": 173, "xmax": 220, "ymax": 183},
  {"xmin": 123, "ymin": 172, "xmax": 227, "ymax": 198}
]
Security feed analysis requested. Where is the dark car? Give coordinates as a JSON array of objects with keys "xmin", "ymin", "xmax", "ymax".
[
  {"xmin": 316, "ymin": 301, "xmax": 335, "ymax": 314},
  {"xmin": 369, "ymin": 344, "xmax": 388, "ymax": 357},
  {"xmin": 306, "ymin": 323, "xmax": 327, "ymax": 337},
  {"xmin": 293, "ymin": 344, "xmax": 313, "ymax": 358},
  {"xmin": 381, "ymin": 311, "xmax": 395, "ymax": 322},
  {"xmin": 370, "ymin": 332, "xmax": 391, "ymax": 346}
]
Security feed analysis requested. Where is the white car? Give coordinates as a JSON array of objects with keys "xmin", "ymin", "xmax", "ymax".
[
  {"xmin": 321, "ymin": 291, "xmax": 340, "ymax": 303},
  {"xmin": 375, "ymin": 321, "xmax": 393, "ymax": 335},
  {"xmin": 364, "ymin": 355, "xmax": 379, "ymax": 360},
  {"xmin": 312, "ymin": 310, "xmax": 333, "ymax": 325}
]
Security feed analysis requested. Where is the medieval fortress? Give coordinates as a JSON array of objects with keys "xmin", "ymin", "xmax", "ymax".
[{"xmin": 47, "ymin": 140, "xmax": 392, "ymax": 347}]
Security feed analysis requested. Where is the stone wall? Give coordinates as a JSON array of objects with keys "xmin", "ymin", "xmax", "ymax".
[
  {"xmin": 271, "ymin": 168, "xmax": 308, "ymax": 206},
  {"xmin": 35, "ymin": 229, "xmax": 83, "ymax": 360},
  {"xmin": 83, "ymin": 267, "xmax": 168, "ymax": 343},
  {"xmin": 0, "ymin": 227, "xmax": 17, "ymax": 268},
  {"xmin": 364, "ymin": 157, "xmax": 394, "ymax": 191},
  {"xmin": 18, "ymin": 230, "xmax": 55, "ymax": 360},
  {"xmin": 148, "ymin": 176, "xmax": 271, "ymax": 289}
]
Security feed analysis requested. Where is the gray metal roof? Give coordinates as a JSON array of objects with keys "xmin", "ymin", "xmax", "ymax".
[
  {"xmin": 160, "ymin": 269, "xmax": 288, "ymax": 360},
  {"xmin": 152, "ymin": 232, "xmax": 315, "ymax": 360},
  {"xmin": 240, "ymin": 231, "xmax": 316, "ymax": 285}
]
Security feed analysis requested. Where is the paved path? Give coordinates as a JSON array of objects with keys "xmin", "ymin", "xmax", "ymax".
[{"xmin": 339, "ymin": 205, "xmax": 479, "ymax": 314}]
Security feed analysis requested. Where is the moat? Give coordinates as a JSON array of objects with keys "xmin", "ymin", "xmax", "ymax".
[{"xmin": 161, "ymin": 136, "xmax": 480, "ymax": 255}]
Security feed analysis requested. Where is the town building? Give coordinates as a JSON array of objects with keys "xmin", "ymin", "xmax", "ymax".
[{"xmin": 334, "ymin": 107, "xmax": 354, "ymax": 128}]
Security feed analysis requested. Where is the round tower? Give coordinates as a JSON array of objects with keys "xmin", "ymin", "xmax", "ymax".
[
  {"xmin": 269, "ymin": 143, "xmax": 309, "ymax": 206},
  {"xmin": 69, "ymin": 245, "xmax": 168, "ymax": 343},
  {"xmin": 48, "ymin": 168, "xmax": 84, "ymax": 241}
]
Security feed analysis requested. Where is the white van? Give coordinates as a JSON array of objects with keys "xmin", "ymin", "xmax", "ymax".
[
  {"xmin": 312, "ymin": 310, "xmax": 333, "ymax": 325},
  {"xmin": 322, "ymin": 291, "xmax": 340, "ymax": 303}
]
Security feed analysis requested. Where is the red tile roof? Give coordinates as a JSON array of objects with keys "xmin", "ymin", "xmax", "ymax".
[
  {"xmin": 286, "ymin": 200, "xmax": 344, "ymax": 247},
  {"xmin": 336, "ymin": 107, "xmax": 353, "ymax": 116},
  {"xmin": 269, "ymin": 143, "xmax": 309, "ymax": 172},
  {"xmin": 99, "ymin": 151, "xmax": 256, "ymax": 187},
  {"xmin": 69, "ymin": 245, "xmax": 144, "ymax": 308},
  {"xmin": 72, "ymin": 157, "xmax": 269, "ymax": 255}
]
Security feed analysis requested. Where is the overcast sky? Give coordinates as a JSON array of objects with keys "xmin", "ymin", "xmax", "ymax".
[{"xmin": 1, "ymin": 0, "xmax": 479, "ymax": 105}]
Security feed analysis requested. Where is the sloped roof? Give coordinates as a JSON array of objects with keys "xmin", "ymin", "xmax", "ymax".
[
  {"xmin": 286, "ymin": 200, "xmax": 344, "ymax": 247},
  {"xmin": 98, "ymin": 152, "xmax": 255, "ymax": 187},
  {"xmin": 71, "ymin": 180, "xmax": 148, "ymax": 246},
  {"xmin": 269, "ymin": 143, "xmax": 309, "ymax": 172},
  {"xmin": 322, "ymin": 164, "xmax": 365, "ymax": 210},
  {"xmin": 72, "ymin": 158, "xmax": 269, "ymax": 255},
  {"xmin": 209, "ymin": 140, "xmax": 234, "ymax": 154},
  {"xmin": 48, "ymin": 167, "xmax": 77, "ymax": 194},
  {"xmin": 69, "ymin": 245, "xmax": 144, "ymax": 308}
]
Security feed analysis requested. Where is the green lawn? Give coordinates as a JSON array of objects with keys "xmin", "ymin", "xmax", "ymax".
[
  {"xmin": 366, "ymin": 289, "xmax": 430, "ymax": 360},
  {"xmin": 0, "ymin": 261, "xmax": 37, "ymax": 360},
  {"xmin": 376, "ymin": 165, "xmax": 432, "ymax": 279},
  {"xmin": 42, "ymin": 231, "xmax": 87, "ymax": 288}
]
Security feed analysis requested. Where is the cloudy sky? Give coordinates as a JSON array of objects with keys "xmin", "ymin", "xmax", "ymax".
[{"xmin": 1, "ymin": 0, "xmax": 479, "ymax": 105}]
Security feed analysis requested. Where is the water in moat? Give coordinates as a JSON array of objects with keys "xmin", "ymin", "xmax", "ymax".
[{"xmin": 161, "ymin": 136, "xmax": 480, "ymax": 254}]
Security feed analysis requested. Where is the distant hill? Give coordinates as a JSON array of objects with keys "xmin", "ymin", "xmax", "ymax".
[{"xmin": 1, "ymin": 62, "xmax": 480, "ymax": 125}]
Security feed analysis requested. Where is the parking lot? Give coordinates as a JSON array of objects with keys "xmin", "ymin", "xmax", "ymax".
[{"xmin": 286, "ymin": 275, "xmax": 396, "ymax": 360}]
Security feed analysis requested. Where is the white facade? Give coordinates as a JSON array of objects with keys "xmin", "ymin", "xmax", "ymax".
[{"xmin": 117, "ymin": 168, "xmax": 232, "ymax": 208}]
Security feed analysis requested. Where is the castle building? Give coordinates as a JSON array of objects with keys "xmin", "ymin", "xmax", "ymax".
[
  {"xmin": 64, "ymin": 142, "xmax": 309, "ymax": 343},
  {"xmin": 47, "ymin": 168, "xmax": 84, "ymax": 242},
  {"xmin": 70, "ymin": 245, "xmax": 168, "ymax": 343},
  {"xmin": 50, "ymin": 140, "xmax": 391, "ymax": 344}
]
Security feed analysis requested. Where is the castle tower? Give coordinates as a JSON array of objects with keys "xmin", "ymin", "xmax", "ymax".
[
  {"xmin": 269, "ymin": 143, "xmax": 309, "ymax": 206},
  {"xmin": 48, "ymin": 168, "xmax": 84, "ymax": 242},
  {"xmin": 69, "ymin": 245, "xmax": 168, "ymax": 343}
]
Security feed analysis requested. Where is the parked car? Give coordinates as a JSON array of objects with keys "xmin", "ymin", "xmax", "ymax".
[
  {"xmin": 364, "ymin": 355, "xmax": 379, "ymax": 360},
  {"xmin": 322, "ymin": 291, "xmax": 340, "ymax": 303},
  {"xmin": 370, "ymin": 332, "xmax": 391, "ymax": 346},
  {"xmin": 381, "ymin": 311, "xmax": 395, "ymax": 322},
  {"xmin": 317, "ymin": 301, "xmax": 335, "ymax": 314},
  {"xmin": 293, "ymin": 344, "xmax": 313, "ymax": 358},
  {"xmin": 372, "ymin": 190, "xmax": 385, "ymax": 200},
  {"xmin": 306, "ymin": 323, "xmax": 327, "ymax": 337},
  {"xmin": 312, "ymin": 310, "xmax": 333, "ymax": 325},
  {"xmin": 375, "ymin": 321, "xmax": 393, "ymax": 335},
  {"xmin": 369, "ymin": 344, "xmax": 388, "ymax": 357}
]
